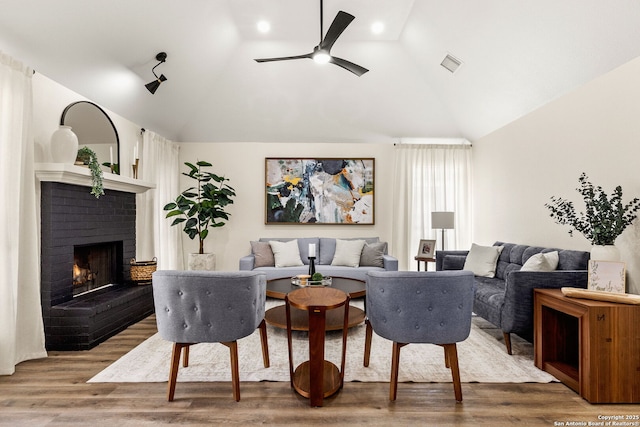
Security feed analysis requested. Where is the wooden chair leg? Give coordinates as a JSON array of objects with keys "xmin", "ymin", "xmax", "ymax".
[
  {"xmin": 258, "ymin": 319, "xmax": 270, "ymax": 368},
  {"xmin": 442, "ymin": 345, "xmax": 450, "ymax": 368},
  {"xmin": 503, "ymin": 332, "xmax": 512, "ymax": 355},
  {"xmin": 443, "ymin": 343, "xmax": 463, "ymax": 402},
  {"xmin": 182, "ymin": 345, "xmax": 189, "ymax": 367},
  {"xmin": 389, "ymin": 342, "xmax": 407, "ymax": 401},
  {"xmin": 167, "ymin": 343, "xmax": 187, "ymax": 401},
  {"xmin": 222, "ymin": 341, "xmax": 240, "ymax": 401},
  {"xmin": 364, "ymin": 319, "xmax": 373, "ymax": 367}
]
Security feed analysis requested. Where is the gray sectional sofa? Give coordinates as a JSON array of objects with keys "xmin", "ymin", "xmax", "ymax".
[
  {"xmin": 436, "ymin": 241, "xmax": 590, "ymax": 354},
  {"xmin": 239, "ymin": 237, "xmax": 398, "ymax": 281}
]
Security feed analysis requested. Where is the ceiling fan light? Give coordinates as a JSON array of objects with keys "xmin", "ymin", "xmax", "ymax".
[{"xmin": 313, "ymin": 51, "xmax": 331, "ymax": 64}]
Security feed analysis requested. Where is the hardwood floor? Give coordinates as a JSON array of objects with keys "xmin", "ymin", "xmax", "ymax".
[{"xmin": 1, "ymin": 315, "xmax": 637, "ymax": 426}]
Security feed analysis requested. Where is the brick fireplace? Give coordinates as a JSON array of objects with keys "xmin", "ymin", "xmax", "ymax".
[{"xmin": 38, "ymin": 167, "xmax": 155, "ymax": 350}]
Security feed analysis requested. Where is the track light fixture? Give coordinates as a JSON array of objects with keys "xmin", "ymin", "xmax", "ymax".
[{"xmin": 145, "ymin": 52, "xmax": 167, "ymax": 94}]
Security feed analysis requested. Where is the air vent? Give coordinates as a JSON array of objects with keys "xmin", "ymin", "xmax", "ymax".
[{"xmin": 441, "ymin": 54, "xmax": 462, "ymax": 74}]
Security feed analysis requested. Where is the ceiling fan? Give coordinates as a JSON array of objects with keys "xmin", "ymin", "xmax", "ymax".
[{"xmin": 254, "ymin": 0, "xmax": 369, "ymax": 77}]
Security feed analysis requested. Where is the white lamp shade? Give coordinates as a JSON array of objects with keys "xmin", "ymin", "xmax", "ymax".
[{"xmin": 431, "ymin": 211, "xmax": 455, "ymax": 229}]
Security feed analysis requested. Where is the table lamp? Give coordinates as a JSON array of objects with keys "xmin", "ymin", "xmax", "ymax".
[{"xmin": 431, "ymin": 211, "xmax": 455, "ymax": 251}]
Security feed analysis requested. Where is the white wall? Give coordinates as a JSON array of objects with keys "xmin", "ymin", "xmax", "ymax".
[
  {"xmin": 473, "ymin": 56, "xmax": 640, "ymax": 294},
  {"xmin": 176, "ymin": 143, "xmax": 396, "ymax": 271}
]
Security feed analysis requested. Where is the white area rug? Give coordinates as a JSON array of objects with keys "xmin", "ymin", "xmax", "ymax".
[{"xmin": 89, "ymin": 300, "xmax": 556, "ymax": 384}]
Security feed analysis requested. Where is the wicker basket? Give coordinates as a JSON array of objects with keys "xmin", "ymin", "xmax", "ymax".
[{"xmin": 130, "ymin": 257, "xmax": 157, "ymax": 284}]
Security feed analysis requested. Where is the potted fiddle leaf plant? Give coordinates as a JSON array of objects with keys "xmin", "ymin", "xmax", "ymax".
[
  {"xmin": 163, "ymin": 161, "xmax": 236, "ymax": 270},
  {"xmin": 545, "ymin": 172, "xmax": 640, "ymax": 260}
]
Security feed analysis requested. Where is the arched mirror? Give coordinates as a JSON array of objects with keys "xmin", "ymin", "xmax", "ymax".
[{"xmin": 60, "ymin": 101, "xmax": 120, "ymax": 174}]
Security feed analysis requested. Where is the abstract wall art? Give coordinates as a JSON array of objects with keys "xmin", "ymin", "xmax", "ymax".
[{"xmin": 265, "ymin": 158, "xmax": 375, "ymax": 224}]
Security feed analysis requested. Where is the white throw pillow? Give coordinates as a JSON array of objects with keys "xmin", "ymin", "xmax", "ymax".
[
  {"xmin": 269, "ymin": 240, "xmax": 304, "ymax": 268},
  {"xmin": 331, "ymin": 239, "xmax": 366, "ymax": 268},
  {"xmin": 521, "ymin": 251, "xmax": 559, "ymax": 272},
  {"xmin": 463, "ymin": 243, "xmax": 504, "ymax": 278}
]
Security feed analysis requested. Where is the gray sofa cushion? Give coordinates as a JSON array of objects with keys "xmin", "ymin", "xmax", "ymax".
[
  {"xmin": 442, "ymin": 255, "xmax": 466, "ymax": 270},
  {"xmin": 556, "ymin": 249, "xmax": 591, "ymax": 270},
  {"xmin": 471, "ymin": 276, "xmax": 506, "ymax": 328}
]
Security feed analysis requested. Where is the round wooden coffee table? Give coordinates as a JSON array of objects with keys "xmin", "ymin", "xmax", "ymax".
[{"xmin": 265, "ymin": 277, "xmax": 365, "ymax": 331}]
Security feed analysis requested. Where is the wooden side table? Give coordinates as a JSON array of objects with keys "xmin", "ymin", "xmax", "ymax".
[
  {"xmin": 534, "ymin": 288, "xmax": 640, "ymax": 403},
  {"xmin": 285, "ymin": 287, "xmax": 350, "ymax": 407},
  {"xmin": 415, "ymin": 256, "xmax": 435, "ymax": 271}
]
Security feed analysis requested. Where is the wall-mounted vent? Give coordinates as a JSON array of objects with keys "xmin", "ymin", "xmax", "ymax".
[{"xmin": 441, "ymin": 54, "xmax": 463, "ymax": 74}]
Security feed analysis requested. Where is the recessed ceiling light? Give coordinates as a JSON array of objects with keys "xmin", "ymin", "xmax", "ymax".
[
  {"xmin": 371, "ymin": 22, "xmax": 384, "ymax": 34},
  {"xmin": 257, "ymin": 20, "xmax": 271, "ymax": 33}
]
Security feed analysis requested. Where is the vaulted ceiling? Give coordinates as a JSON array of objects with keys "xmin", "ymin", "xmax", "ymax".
[{"xmin": 1, "ymin": 0, "xmax": 640, "ymax": 143}]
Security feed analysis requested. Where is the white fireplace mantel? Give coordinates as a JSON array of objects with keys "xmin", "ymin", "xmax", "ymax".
[{"xmin": 35, "ymin": 163, "xmax": 155, "ymax": 194}]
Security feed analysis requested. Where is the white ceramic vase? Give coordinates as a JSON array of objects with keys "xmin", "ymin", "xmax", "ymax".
[
  {"xmin": 50, "ymin": 125, "xmax": 79, "ymax": 164},
  {"xmin": 590, "ymin": 245, "xmax": 620, "ymax": 261},
  {"xmin": 188, "ymin": 253, "xmax": 216, "ymax": 270}
]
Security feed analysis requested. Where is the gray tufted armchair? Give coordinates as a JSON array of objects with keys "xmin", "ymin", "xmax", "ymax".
[
  {"xmin": 364, "ymin": 270, "xmax": 474, "ymax": 401},
  {"xmin": 152, "ymin": 270, "xmax": 269, "ymax": 402}
]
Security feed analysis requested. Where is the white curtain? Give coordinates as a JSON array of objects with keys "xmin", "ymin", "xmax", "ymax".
[
  {"xmin": 0, "ymin": 52, "xmax": 47, "ymax": 375},
  {"xmin": 136, "ymin": 129, "xmax": 183, "ymax": 270},
  {"xmin": 391, "ymin": 144, "xmax": 473, "ymax": 271}
]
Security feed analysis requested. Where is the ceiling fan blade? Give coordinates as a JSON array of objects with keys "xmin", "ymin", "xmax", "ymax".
[
  {"xmin": 320, "ymin": 11, "xmax": 354, "ymax": 52},
  {"xmin": 254, "ymin": 53, "xmax": 312, "ymax": 63},
  {"xmin": 329, "ymin": 56, "xmax": 369, "ymax": 77}
]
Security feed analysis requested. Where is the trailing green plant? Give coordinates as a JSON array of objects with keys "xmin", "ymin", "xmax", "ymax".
[
  {"xmin": 163, "ymin": 161, "xmax": 236, "ymax": 254},
  {"xmin": 545, "ymin": 172, "xmax": 640, "ymax": 245},
  {"xmin": 77, "ymin": 146, "xmax": 104, "ymax": 198}
]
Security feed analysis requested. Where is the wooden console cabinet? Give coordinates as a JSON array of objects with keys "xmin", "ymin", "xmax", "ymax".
[{"xmin": 534, "ymin": 288, "xmax": 640, "ymax": 403}]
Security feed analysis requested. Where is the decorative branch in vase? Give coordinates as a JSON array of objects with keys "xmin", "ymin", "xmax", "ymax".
[{"xmin": 545, "ymin": 173, "xmax": 640, "ymax": 258}]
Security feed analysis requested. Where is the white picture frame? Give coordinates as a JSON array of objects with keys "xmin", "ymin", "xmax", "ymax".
[
  {"xmin": 417, "ymin": 239, "xmax": 436, "ymax": 259},
  {"xmin": 588, "ymin": 260, "xmax": 626, "ymax": 293}
]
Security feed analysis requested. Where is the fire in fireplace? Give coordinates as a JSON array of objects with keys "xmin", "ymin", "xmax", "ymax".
[{"xmin": 73, "ymin": 241, "xmax": 123, "ymax": 296}]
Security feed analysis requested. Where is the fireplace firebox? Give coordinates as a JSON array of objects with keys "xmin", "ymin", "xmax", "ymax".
[{"xmin": 73, "ymin": 241, "xmax": 123, "ymax": 296}]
